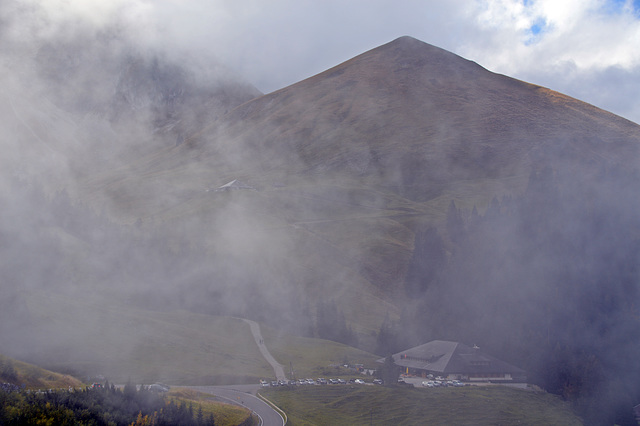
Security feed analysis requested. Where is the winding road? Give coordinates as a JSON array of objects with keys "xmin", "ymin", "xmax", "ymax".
[
  {"xmin": 183, "ymin": 319, "xmax": 288, "ymax": 425},
  {"xmin": 185, "ymin": 385, "xmax": 284, "ymax": 426}
]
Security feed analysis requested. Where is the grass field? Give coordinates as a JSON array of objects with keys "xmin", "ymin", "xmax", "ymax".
[
  {"xmin": 20, "ymin": 291, "xmax": 274, "ymax": 384},
  {"xmin": 261, "ymin": 384, "xmax": 583, "ymax": 426},
  {"xmin": 15, "ymin": 289, "xmax": 382, "ymax": 386},
  {"xmin": 260, "ymin": 324, "xmax": 379, "ymax": 379}
]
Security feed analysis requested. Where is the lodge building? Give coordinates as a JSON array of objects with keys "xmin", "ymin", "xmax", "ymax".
[{"xmin": 380, "ymin": 340, "xmax": 526, "ymax": 383}]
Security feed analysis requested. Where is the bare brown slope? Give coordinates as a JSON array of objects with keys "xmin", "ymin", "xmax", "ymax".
[
  {"xmin": 208, "ymin": 36, "xmax": 639, "ymax": 197},
  {"xmin": 98, "ymin": 35, "xmax": 640, "ymax": 208}
]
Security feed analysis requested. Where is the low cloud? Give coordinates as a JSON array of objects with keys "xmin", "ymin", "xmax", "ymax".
[{"xmin": 5, "ymin": 1, "xmax": 639, "ymax": 122}]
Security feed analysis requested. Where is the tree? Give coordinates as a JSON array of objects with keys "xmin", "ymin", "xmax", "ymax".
[
  {"xmin": 375, "ymin": 314, "xmax": 404, "ymax": 356},
  {"xmin": 446, "ymin": 200, "xmax": 465, "ymax": 243},
  {"xmin": 315, "ymin": 300, "xmax": 356, "ymax": 346},
  {"xmin": 196, "ymin": 405, "xmax": 204, "ymax": 425},
  {"xmin": 404, "ymin": 226, "xmax": 446, "ymax": 296},
  {"xmin": 123, "ymin": 379, "xmax": 137, "ymax": 400},
  {"xmin": 378, "ymin": 354, "xmax": 400, "ymax": 386}
]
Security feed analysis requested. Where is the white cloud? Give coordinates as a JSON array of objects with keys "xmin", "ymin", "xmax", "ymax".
[
  {"xmin": 5, "ymin": 0, "xmax": 640, "ymax": 123},
  {"xmin": 457, "ymin": 0, "xmax": 640, "ymax": 122}
]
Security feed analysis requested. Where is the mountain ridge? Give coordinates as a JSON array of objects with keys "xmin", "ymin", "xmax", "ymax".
[
  {"xmin": 67, "ymin": 38, "xmax": 640, "ymax": 356},
  {"xmin": 194, "ymin": 35, "xmax": 640, "ymax": 190}
]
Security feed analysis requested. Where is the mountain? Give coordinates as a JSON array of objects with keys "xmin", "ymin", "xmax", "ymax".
[
  {"xmin": 0, "ymin": 31, "xmax": 261, "ymax": 194},
  {"xmin": 212, "ymin": 36, "xmax": 639, "ymax": 184},
  {"xmin": 79, "ymin": 36, "xmax": 640, "ymax": 328},
  {"xmin": 1, "ymin": 35, "xmax": 639, "ymax": 423}
]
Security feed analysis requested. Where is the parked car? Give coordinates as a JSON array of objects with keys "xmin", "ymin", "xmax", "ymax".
[
  {"xmin": 422, "ymin": 381, "xmax": 435, "ymax": 387},
  {"xmin": 148, "ymin": 384, "xmax": 169, "ymax": 392},
  {"xmin": 354, "ymin": 379, "xmax": 365, "ymax": 384},
  {"xmin": 337, "ymin": 379, "xmax": 346, "ymax": 384},
  {"xmin": 372, "ymin": 379, "xmax": 383, "ymax": 385}
]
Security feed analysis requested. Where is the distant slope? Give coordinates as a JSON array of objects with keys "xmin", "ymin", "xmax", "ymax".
[
  {"xmin": 0, "ymin": 31, "xmax": 261, "ymax": 194},
  {"xmin": 209, "ymin": 35, "xmax": 639, "ymax": 188},
  {"xmin": 2, "ymin": 290, "xmax": 378, "ymax": 385},
  {"xmin": 0, "ymin": 353, "xmax": 83, "ymax": 389},
  {"xmin": 77, "ymin": 36, "xmax": 640, "ymax": 343},
  {"xmin": 14, "ymin": 291, "xmax": 274, "ymax": 384}
]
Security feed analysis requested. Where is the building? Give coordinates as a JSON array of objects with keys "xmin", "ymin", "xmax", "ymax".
[
  {"xmin": 208, "ymin": 179, "xmax": 256, "ymax": 192},
  {"xmin": 379, "ymin": 340, "xmax": 526, "ymax": 383}
]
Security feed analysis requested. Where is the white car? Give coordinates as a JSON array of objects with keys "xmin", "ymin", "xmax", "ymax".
[
  {"xmin": 422, "ymin": 381, "xmax": 435, "ymax": 387},
  {"xmin": 354, "ymin": 379, "xmax": 365, "ymax": 384}
]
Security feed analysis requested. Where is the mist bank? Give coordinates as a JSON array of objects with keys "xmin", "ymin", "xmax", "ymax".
[
  {"xmin": 385, "ymin": 164, "xmax": 640, "ymax": 425},
  {"xmin": 0, "ymin": 14, "xmax": 639, "ymax": 423}
]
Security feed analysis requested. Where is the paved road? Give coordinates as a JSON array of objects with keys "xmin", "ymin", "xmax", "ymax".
[
  {"xmin": 177, "ymin": 319, "xmax": 288, "ymax": 425},
  {"xmin": 242, "ymin": 319, "xmax": 287, "ymax": 381},
  {"xmin": 185, "ymin": 385, "xmax": 284, "ymax": 426}
]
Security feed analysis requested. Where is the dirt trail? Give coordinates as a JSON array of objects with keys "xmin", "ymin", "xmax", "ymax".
[{"xmin": 242, "ymin": 319, "xmax": 286, "ymax": 381}]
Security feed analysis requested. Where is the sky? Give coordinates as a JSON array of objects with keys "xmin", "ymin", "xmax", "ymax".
[{"xmin": 14, "ymin": 0, "xmax": 640, "ymax": 124}]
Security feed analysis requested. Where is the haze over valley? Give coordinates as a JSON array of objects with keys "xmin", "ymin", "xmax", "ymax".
[{"xmin": 1, "ymin": 2, "xmax": 640, "ymax": 424}]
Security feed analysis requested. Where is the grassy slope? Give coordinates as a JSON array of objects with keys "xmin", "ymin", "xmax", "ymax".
[
  {"xmin": 22, "ymin": 290, "xmax": 273, "ymax": 384},
  {"xmin": 0, "ymin": 353, "xmax": 83, "ymax": 389},
  {"xmin": 262, "ymin": 385, "xmax": 583, "ymax": 426},
  {"xmin": 18, "ymin": 289, "xmax": 383, "ymax": 385},
  {"xmin": 260, "ymin": 324, "xmax": 379, "ymax": 379}
]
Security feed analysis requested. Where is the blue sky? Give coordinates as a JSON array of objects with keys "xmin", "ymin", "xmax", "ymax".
[{"xmin": 13, "ymin": 0, "xmax": 640, "ymax": 124}]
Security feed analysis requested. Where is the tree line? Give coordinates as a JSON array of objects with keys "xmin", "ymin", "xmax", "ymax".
[{"xmin": 0, "ymin": 382, "xmax": 217, "ymax": 426}]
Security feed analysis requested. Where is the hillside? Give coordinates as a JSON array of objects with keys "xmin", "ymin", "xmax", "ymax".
[
  {"xmin": 1, "ymin": 35, "xmax": 639, "ymax": 423},
  {"xmin": 214, "ymin": 36, "xmax": 639, "ymax": 184},
  {"xmin": 0, "ymin": 353, "xmax": 83, "ymax": 389},
  {"xmin": 75, "ymin": 36, "xmax": 640, "ymax": 338},
  {"xmin": 0, "ymin": 30, "xmax": 261, "ymax": 195}
]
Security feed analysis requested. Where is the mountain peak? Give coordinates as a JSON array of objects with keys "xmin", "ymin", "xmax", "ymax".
[
  {"xmin": 389, "ymin": 35, "xmax": 423, "ymax": 46},
  {"xmin": 221, "ymin": 35, "xmax": 640, "ymax": 187}
]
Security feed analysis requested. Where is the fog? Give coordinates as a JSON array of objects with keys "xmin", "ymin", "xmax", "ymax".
[{"xmin": 0, "ymin": 2, "xmax": 640, "ymax": 425}]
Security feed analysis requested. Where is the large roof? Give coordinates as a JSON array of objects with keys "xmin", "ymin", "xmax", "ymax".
[{"xmin": 380, "ymin": 340, "xmax": 525, "ymax": 375}]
